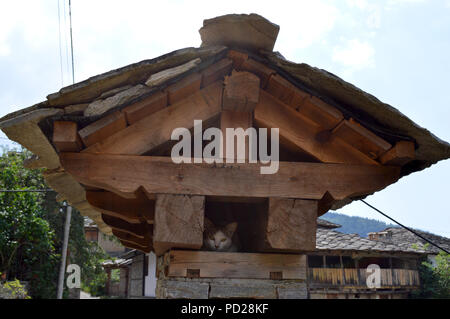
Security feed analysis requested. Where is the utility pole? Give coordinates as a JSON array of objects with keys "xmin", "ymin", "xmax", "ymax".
[{"xmin": 57, "ymin": 204, "xmax": 72, "ymax": 299}]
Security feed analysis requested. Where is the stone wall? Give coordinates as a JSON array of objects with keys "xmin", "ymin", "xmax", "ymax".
[
  {"xmin": 155, "ymin": 255, "xmax": 307, "ymax": 299},
  {"xmin": 156, "ymin": 277, "xmax": 307, "ymax": 299}
]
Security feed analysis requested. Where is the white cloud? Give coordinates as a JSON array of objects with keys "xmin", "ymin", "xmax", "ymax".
[{"xmin": 332, "ymin": 39, "xmax": 375, "ymax": 70}]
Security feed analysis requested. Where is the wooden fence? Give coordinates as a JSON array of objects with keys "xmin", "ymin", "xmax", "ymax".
[{"xmin": 308, "ymin": 268, "xmax": 420, "ymax": 287}]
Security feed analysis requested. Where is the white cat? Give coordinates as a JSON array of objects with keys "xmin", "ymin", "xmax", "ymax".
[{"xmin": 203, "ymin": 218, "xmax": 240, "ymax": 252}]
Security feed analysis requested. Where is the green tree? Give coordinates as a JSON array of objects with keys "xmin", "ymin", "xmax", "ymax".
[
  {"xmin": 413, "ymin": 251, "xmax": 450, "ymax": 299},
  {"xmin": 0, "ymin": 147, "xmax": 110, "ymax": 298}
]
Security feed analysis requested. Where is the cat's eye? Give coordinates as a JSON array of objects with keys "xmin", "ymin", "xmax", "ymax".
[{"xmin": 221, "ymin": 238, "xmax": 226, "ymax": 242}]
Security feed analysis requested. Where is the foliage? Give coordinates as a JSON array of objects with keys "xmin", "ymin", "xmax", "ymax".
[
  {"xmin": 0, "ymin": 276, "xmax": 30, "ymax": 299},
  {"xmin": 0, "ymin": 149, "xmax": 58, "ymax": 298},
  {"xmin": 80, "ymin": 242, "xmax": 109, "ymax": 297},
  {"xmin": 0, "ymin": 148, "xmax": 110, "ymax": 298},
  {"xmin": 321, "ymin": 211, "xmax": 396, "ymax": 237},
  {"xmin": 412, "ymin": 251, "xmax": 450, "ymax": 299}
]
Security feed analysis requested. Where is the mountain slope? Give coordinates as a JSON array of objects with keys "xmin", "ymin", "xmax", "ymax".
[{"xmin": 321, "ymin": 212, "xmax": 397, "ymax": 237}]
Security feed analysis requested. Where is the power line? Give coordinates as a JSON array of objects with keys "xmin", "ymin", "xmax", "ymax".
[
  {"xmin": 57, "ymin": 0, "xmax": 64, "ymax": 86},
  {"xmin": 0, "ymin": 189, "xmax": 56, "ymax": 193},
  {"xmin": 68, "ymin": 0, "xmax": 75, "ymax": 84},
  {"xmin": 360, "ymin": 199, "xmax": 449, "ymax": 254}
]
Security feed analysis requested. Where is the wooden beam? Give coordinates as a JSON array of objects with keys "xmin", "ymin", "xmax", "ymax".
[
  {"xmin": 239, "ymin": 58, "xmax": 275, "ymax": 88},
  {"xmin": 299, "ymin": 96, "xmax": 344, "ymax": 130},
  {"xmin": 379, "ymin": 141, "xmax": 415, "ymax": 166},
  {"xmin": 166, "ymin": 72, "xmax": 202, "ymax": 105},
  {"xmin": 227, "ymin": 49, "xmax": 248, "ymax": 69},
  {"xmin": 123, "ymin": 91, "xmax": 168, "ymax": 125},
  {"xmin": 78, "ymin": 111, "xmax": 127, "ymax": 147},
  {"xmin": 166, "ymin": 250, "xmax": 307, "ymax": 280},
  {"xmin": 220, "ymin": 109, "xmax": 253, "ymax": 161},
  {"xmin": 153, "ymin": 194, "xmax": 205, "ymax": 256},
  {"xmin": 119, "ymin": 240, "xmax": 151, "ymax": 253},
  {"xmin": 201, "ymin": 58, "xmax": 233, "ymax": 87},
  {"xmin": 332, "ymin": 119, "xmax": 392, "ymax": 159},
  {"xmin": 60, "ymin": 152, "xmax": 401, "ymax": 201},
  {"xmin": 53, "ymin": 121, "xmax": 83, "ymax": 152},
  {"xmin": 265, "ymin": 74, "xmax": 309, "ymax": 108},
  {"xmin": 112, "ymin": 229, "xmax": 151, "ymax": 248},
  {"xmin": 82, "ymin": 81, "xmax": 222, "ymax": 155},
  {"xmin": 254, "ymin": 91, "xmax": 379, "ymax": 165},
  {"xmin": 317, "ymin": 191, "xmax": 335, "ymax": 217},
  {"xmin": 260, "ymin": 198, "xmax": 317, "ymax": 252},
  {"xmin": 101, "ymin": 214, "xmax": 151, "ymax": 239},
  {"xmin": 86, "ymin": 190, "xmax": 154, "ymax": 224},
  {"xmin": 223, "ymin": 71, "xmax": 260, "ymax": 112}
]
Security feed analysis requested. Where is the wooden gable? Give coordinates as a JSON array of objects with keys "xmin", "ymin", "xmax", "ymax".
[{"xmin": 50, "ymin": 51, "xmax": 415, "ymax": 254}]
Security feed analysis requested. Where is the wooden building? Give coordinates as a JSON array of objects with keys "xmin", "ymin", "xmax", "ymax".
[
  {"xmin": 309, "ymin": 220, "xmax": 425, "ymax": 299},
  {"xmin": 103, "ymin": 219, "xmax": 437, "ymax": 299},
  {"xmin": 1, "ymin": 14, "xmax": 449, "ymax": 299}
]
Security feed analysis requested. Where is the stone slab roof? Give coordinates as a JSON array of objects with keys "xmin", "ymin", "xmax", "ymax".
[
  {"xmin": 378, "ymin": 227, "xmax": 450, "ymax": 255},
  {"xmin": 315, "ymin": 228, "xmax": 428, "ymax": 254}
]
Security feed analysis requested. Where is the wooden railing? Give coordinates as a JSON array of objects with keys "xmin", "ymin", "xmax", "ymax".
[{"xmin": 308, "ymin": 268, "xmax": 420, "ymax": 288}]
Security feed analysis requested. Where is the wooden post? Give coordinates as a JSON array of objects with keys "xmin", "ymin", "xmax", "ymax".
[
  {"xmin": 153, "ymin": 194, "xmax": 205, "ymax": 256},
  {"xmin": 223, "ymin": 71, "xmax": 260, "ymax": 112},
  {"xmin": 249, "ymin": 198, "xmax": 317, "ymax": 253},
  {"xmin": 340, "ymin": 255, "xmax": 346, "ymax": 285}
]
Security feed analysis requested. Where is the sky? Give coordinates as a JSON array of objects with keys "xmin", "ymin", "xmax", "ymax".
[{"xmin": 0, "ymin": 0, "xmax": 449, "ymax": 237}]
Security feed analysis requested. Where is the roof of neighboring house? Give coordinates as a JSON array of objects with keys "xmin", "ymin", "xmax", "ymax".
[
  {"xmin": 83, "ymin": 216, "xmax": 98, "ymax": 228},
  {"xmin": 375, "ymin": 227, "xmax": 450, "ymax": 255},
  {"xmin": 1, "ymin": 14, "xmax": 449, "ymax": 235},
  {"xmin": 317, "ymin": 218, "xmax": 341, "ymax": 229},
  {"xmin": 315, "ymin": 228, "xmax": 428, "ymax": 254},
  {"xmin": 102, "ymin": 258, "xmax": 132, "ymax": 269}
]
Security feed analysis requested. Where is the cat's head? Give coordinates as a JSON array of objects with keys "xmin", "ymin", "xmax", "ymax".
[{"xmin": 203, "ymin": 218, "xmax": 238, "ymax": 251}]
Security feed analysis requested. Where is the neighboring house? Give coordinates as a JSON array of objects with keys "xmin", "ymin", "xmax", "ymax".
[
  {"xmin": 368, "ymin": 227, "xmax": 450, "ymax": 268},
  {"xmin": 84, "ymin": 217, "xmax": 127, "ymax": 257},
  {"xmin": 103, "ymin": 249, "xmax": 156, "ymax": 298},
  {"xmin": 309, "ymin": 219, "xmax": 425, "ymax": 299},
  {"xmin": 105, "ymin": 218, "xmax": 447, "ymax": 299}
]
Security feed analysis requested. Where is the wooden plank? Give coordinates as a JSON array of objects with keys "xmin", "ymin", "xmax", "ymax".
[
  {"xmin": 112, "ymin": 229, "xmax": 151, "ymax": 248},
  {"xmin": 123, "ymin": 91, "xmax": 168, "ymax": 125},
  {"xmin": 78, "ymin": 111, "xmax": 127, "ymax": 147},
  {"xmin": 299, "ymin": 96, "xmax": 344, "ymax": 130},
  {"xmin": 153, "ymin": 194, "xmax": 205, "ymax": 256},
  {"xmin": 220, "ymin": 109, "xmax": 253, "ymax": 161},
  {"xmin": 86, "ymin": 190, "xmax": 154, "ymax": 224},
  {"xmin": 254, "ymin": 91, "xmax": 379, "ymax": 165},
  {"xmin": 227, "ymin": 49, "xmax": 248, "ymax": 69},
  {"xmin": 379, "ymin": 141, "xmax": 415, "ymax": 166},
  {"xmin": 119, "ymin": 240, "xmax": 151, "ymax": 253},
  {"xmin": 263, "ymin": 198, "xmax": 317, "ymax": 252},
  {"xmin": 239, "ymin": 58, "xmax": 275, "ymax": 88},
  {"xmin": 167, "ymin": 250, "xmax": 307, "ymax": 280},
  {"xmin": 83, "ymin": 81, "xmax": 222, "ymax": 155},
  {"xmin": 166, "ymin": 72, "xmax": 202, "ymax": 105},
  {"xmin": 223, "ymin": 71, "xmax": 260, "ymax": 112},
  {"xmin": 101, "ymin": 214, "xmax": 151, "ymax": 238},
  {"xmin": 332, "ymin": 119, "xmax": 392, "ymax": 159},
  {"xmin": 201, "ymin": 58, "xmax": 232, "ymax": 87},
  {"xmin": 53, "ymin": 121, "xmax": 83, "ymax": 152},
  {"xmin": 265, "ymin": 74, "xmax": 309, "ymax": 108},
  {"xmin": 60, "ymin": 153, "xmax": 401, "ymax": 201}
]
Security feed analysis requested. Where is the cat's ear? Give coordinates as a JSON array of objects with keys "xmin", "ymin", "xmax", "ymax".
[
  {"xmin": 224, "ymin": 222, "xmax": 238, "ymax": 236},
  {"xmin": 203, "ymin": 217, "xmax": 215, "ymax": 230}
]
